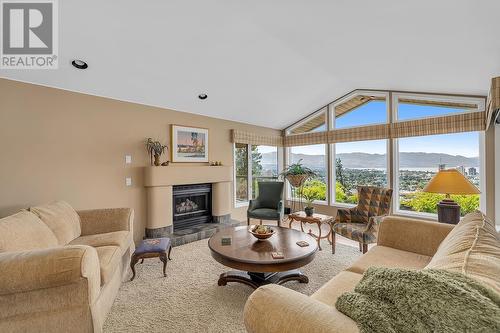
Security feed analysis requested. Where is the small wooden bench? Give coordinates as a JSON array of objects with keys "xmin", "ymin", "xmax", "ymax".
[{"xmin": 130, "ymin": 238, "xmax": 172, "ymax": 281}]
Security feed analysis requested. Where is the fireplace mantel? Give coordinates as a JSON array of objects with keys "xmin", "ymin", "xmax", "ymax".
[
  {"xmin": 143, "ymin": 166, "xmax": 233, "ymax": 237},
  {"xmin": 144, "ymin": 166, "xmax": 232, "ymax": 187}
]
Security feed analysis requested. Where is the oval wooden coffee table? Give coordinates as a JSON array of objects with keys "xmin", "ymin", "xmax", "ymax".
[{"xmin": 208, "ymin": 226, "xmax": 318, "ymax": 289}]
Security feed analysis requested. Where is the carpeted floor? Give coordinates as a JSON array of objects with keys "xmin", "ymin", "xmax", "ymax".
[{"xmin": 104, "ymin": 238, "xmax": 361, "ymax": 333}]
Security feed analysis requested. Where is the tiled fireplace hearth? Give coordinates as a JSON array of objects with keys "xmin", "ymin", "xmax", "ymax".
[{"xmin": 143, "ymin": 166, "xmax": 241, "ymax": 246}]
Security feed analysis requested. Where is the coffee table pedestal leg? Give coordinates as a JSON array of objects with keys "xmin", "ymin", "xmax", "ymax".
[{"xmin": 218, "ymin": 270, "xmax": 309, "ymax": 289}]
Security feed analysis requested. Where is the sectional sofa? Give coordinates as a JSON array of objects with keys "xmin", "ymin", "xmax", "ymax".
[
  {"xmin": 0, "ymin": 201, "xmax": 134, "ymax": 333},
  {"xmin": 244, "ymin": 211, "xmax": 500, "ymax": 333}
]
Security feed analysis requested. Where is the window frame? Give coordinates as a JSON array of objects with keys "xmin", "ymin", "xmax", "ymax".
[
  {"xmin": 233, "ymin": 143, "xmax": 282, "ymax": 208},
  {"xmin": 392, "ymin": 92, "xmax": 486, "ymax": 123},
  {"xmin": 392, "ymin": 133, "xmax": 485, "ymax": 220},
  {"xmin": 285, "ymin": 107, "xmax": 327, "ymax": 136},
  {"xmin": 282, "ymin": 90, "xmax": 486, "ymax": 219},
  {"xmin": 285, "ymin": 144, "xmax": 329, "ymax": 205},
  {"xmin": 329, "ymin": 91, "xmax": 391, "ymax": 207},
  {"xmin": 329, "ymin": 139, "xmax": 391, "ymax": 208},
  {"xmin": 233, "ymin": 143, "xmax": 251, "ymax": 207},
  {"xmin": 330, "ymin": 90, "xmax": 390, "ymax": 130},
  {"xmin": 391, "ymin": 93, "xmax": 486, "ymax": 218}
]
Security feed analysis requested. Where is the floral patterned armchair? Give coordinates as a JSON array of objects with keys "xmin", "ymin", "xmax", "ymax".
[{"xmin": 331, "ymin": 186, "xmax": 393, "ymax": 254}]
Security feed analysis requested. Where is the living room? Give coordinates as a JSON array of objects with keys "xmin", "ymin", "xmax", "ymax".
[{"xmin": 0, "ymin": 1, "xmax": 499, "ymax": 332}]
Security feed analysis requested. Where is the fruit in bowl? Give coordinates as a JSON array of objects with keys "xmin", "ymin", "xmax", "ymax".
[{"xmin": 249, "ymin": 225, "xmax": 275, "ymax": 240}]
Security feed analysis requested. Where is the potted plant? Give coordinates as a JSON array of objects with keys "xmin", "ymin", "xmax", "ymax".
[
  {"xmin": 279, "ymin": 159, "xmax": 317, "ymax": 188},
  {"xmin": 145, "ymin": 138, "xmax": 168, "ymax": 166},
  {"xmin": 302, "ymin": 190, "xmax": 319, "ymax": 216}
]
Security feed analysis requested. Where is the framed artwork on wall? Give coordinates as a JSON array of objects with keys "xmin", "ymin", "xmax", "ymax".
[{"xmin": 171, "ymin": 125, "xmax": 209, "ymax": 163}]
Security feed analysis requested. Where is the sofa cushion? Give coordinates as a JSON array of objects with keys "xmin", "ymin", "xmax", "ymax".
[
  {"xmin": 69, "ymin": 231, "xmax": 131, "ymax": 255},
  {"xmin": 425, "ymin": 211, "xmax": 500, "ymax": 294},
  {"xmin": 346, "ymin": 245, "xmax": 432, "ymax": 274},
  {"xmin": 311, "ymin": 271, "xmax": 363, "ymax": 307},
  {"xmin": 30, "ymin": 201, "xmax": 81, "ymax": 245},
  {"xmin": 95, "ymin": 246, "xmax": 122, "ymax": 286},
  {"xmin": 0, "ymin": 211, "xmax": 59, "ymax": 252}
]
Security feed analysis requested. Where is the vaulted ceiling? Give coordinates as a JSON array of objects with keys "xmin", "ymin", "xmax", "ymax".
[{"xmin": 1, "ymin": 0, "xmax": 499, "ymax": 129}]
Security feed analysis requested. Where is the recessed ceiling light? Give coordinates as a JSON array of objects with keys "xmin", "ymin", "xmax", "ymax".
[
  {"xmin": 71, "ymin": 59, "xmax": 88, "ymax": 69},
  {"xmin": 198, "ymin": 93, "xmax": 208, "ymax": 100}
]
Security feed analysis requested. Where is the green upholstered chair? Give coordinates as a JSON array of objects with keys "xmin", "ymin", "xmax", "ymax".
[
  {"xmin": 332, "ymin": 186, "xmax": 393, "ymax": 254},
  {"xmin": 247, "ymin": 182, "xmax": 284, "ymax": 227}
]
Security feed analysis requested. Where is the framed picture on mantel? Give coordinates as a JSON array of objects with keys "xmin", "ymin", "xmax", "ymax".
[{"xmin": 171, "ymin": 125, "xmax": 209, "ymax": 163}]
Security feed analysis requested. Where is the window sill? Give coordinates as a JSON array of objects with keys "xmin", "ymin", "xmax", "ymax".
[
  {"xmin": 393, "ymin": 209, "xmax": 438, "ymax": 222},
  {"xmin": 330, "ymin": 202, "xmax": 356, "ymax": 209},
  {"xmin": 286, "ymin": 198, "xmax": 329, "ymax": 206},
  {"xmin": 234, "ymin": 201, "xmax": 249, "ymax": 208}
]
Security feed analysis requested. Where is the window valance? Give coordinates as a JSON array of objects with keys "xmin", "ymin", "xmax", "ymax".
[
  {"xmin": 233, "ymin": 111, "xmax": 486, "ymax": 147},
  {"xmin": 327, "ymin": 124, "xmax": 390, "ymax": 143},
  {"xmin": 230, "ymin": 130, "xmax": 283, "ymax": 146},
  {"xmin": 279, "ymin": 111, "xmax": 485, "ymax": 145},
  {"xmin": 486, "ymin": 76, "xmax": 500, "ymax": 130},
  {"xmin": 283, "ymin": 131, "xmax": 327, "ymax": 146},
  {"xmin": 390, "ymin": 111, "xmax": 486, "ymax": 138}
]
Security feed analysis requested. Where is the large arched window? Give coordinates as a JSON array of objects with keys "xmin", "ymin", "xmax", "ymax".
[{"xmin": 284, "ymin": 89, "xmax": 485, "ymax": 219}]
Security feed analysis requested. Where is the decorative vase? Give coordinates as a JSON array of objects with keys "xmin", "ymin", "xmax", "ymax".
[
  {"xmin": 304, "ymin": 206, "xmax": 314, "ymax": 217},
  {"xmin": 154, "ymin": 154, "xmax": 161, "ymax": 166}
]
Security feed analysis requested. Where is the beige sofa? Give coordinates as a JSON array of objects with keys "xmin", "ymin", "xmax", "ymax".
[
  {"xmin": 0, "ymin": 201, "xmax": 134, "ymax": 333},
  {"xmin": 244, "ymin": 212, "xmax": 500, "ymax": 333}
]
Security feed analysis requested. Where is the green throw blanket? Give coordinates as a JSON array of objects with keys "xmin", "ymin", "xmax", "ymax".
[{"xmin": 335, "ymin": 267, "xmax": 500, "ymax": 333}]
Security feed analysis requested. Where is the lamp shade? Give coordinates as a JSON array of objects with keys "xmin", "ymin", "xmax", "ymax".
[{"xmin": 423, "ymin": 169, "xmax": 480, "ymax": 195}]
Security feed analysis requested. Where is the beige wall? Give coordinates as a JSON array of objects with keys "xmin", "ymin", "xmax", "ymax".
[{"xmin": 0, "ymin": 79, "xmax": 280, "ymax": 243}]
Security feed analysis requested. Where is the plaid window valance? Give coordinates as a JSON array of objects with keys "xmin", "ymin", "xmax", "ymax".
[
  {"xmin": 232, "ymin": 88, "xmax": 490, "ymax": 147},
  {"xmin": 486, "ymin": 77, "xmax": 500, "ymax": 130},
  {"xmin": 390, "ymin": 111, "xmax": 486, "ymax": 138},
  {"xmin": 232, "ymin": 111, "xmax": 486, "ymax": 147},
  {"xmin": 230, "ymin": 130, "xmax": 284, "ymax": 146}
]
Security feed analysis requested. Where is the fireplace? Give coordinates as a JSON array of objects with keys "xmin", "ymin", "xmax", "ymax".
[{"xmin": 172, "ymin": 183, "xmax": 212, "ymax": 230}]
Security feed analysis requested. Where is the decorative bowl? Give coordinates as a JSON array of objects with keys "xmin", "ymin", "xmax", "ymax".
[{"xmin": 248, "ymin": 226, "xmax": 275, "ymax": 241}]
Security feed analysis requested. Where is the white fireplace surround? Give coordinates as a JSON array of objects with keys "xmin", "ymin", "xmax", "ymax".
[{"xmin": 143, "ymin": 166, "xmax": 232, "ymax": 232}]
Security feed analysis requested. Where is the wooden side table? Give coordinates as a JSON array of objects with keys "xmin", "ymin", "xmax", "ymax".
[{"xmin": 287, "ymin": 211, "xmax": 334, "ymax": 250}]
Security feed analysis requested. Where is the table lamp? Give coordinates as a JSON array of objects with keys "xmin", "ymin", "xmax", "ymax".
[{"xmin": 423, "ymin": 169, "xmax": 480, "ymax": 224}]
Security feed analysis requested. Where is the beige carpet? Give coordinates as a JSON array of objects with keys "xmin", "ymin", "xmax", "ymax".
[{"xmin": 104, "ymin": 238, "xmax": 361, "ymax": 333}]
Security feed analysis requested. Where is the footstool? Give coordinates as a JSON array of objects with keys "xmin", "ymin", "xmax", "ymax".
[{"xmin": 130, "ymin": 237, "xmax": 172, "ymax": 281}]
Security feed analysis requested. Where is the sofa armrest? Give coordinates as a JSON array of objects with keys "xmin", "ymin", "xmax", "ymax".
[
  {"xmin": 377, "ymin": 216, "xmax": 454, "ymax": 256},
  {"xmin": 0, "ymin": 245, "xmax": 100, "ymax": 301},
  {"xmin": 244, "ymin": 285, "xmax": 358, "ymax": 333},
  {"xmin": 77, "ymin": 208, "xmax": 134, "ymax": 236}
]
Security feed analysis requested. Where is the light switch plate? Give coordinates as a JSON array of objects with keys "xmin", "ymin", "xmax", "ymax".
[
  {"xmin": 125, "ymin": 155, "xmax": 132, "ymax": 164},
  {"xmin": 125, "ymin": 177, "xmax": 132, "ymax": 186}
]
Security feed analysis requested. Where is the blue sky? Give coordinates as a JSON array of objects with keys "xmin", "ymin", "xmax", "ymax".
[{"xmin": 290, "ymin": 101, "xmax": 479, "ymax": 157}]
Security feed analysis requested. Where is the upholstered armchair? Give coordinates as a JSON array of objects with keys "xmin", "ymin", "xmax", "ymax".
[
  {"xmin": 247, "ymin": 182, "xmax": 284, "ymax": 227},
  {"xmin": 332, "ymin": 186, "xmax": 393, "ymax": 254}
]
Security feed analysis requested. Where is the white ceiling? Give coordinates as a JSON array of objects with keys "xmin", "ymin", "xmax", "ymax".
[{"xmin": 1, "ymin": 0, "xmax": 500, "ymax": 129}]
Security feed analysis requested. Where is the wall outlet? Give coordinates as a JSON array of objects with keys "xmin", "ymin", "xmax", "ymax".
[
  {"xmin": 125, "ymin": 177, "xmax": 132, "ymax": 186},
  {"xmin": 125, "ymin": 155, "xmax": 132, "ymax": 164}
]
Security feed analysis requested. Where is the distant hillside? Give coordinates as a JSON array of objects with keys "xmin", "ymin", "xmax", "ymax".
[{"xmin": 261, "ymin": 151, "xmax": 478, "ymax": 169}]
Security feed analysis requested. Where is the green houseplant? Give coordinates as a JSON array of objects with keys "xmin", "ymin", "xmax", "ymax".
[
  {"xmin": 280, "ymin": 159, "xmax": 319, "ymax": 213},
  {"xmin": 279, "ymin": 159, "xmax": 317, "ymax": 188},
  {"xmin": 301, "ymin": 188, "xmax": 320, "ymax": 216},
  {"xmin": 145, "ymin": 138, "xmax": 168, "ymax": 166}
]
